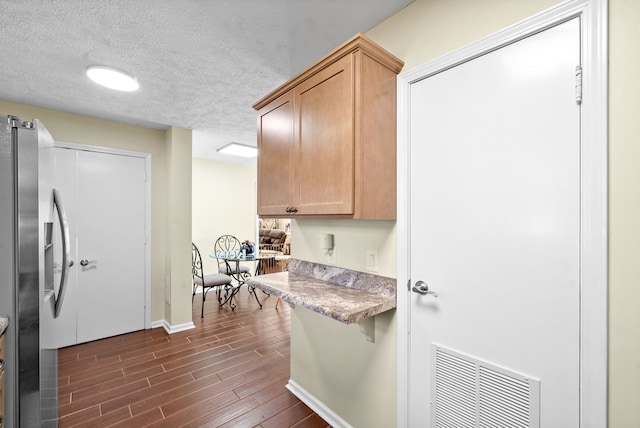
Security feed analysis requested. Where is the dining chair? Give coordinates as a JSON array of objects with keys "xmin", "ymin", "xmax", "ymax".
[
  {"xmin": 192, "ymin": 242, "xmax": 234, "ymax": 317},
  {"xmin": 213, "ymin": 235, "xmax": 251, "ymax": 279}
]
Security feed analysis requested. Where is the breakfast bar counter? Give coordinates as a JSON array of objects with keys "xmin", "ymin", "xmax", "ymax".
[{"xmin": 245, "ymin": 259, "xmax": 396, "ymax": 324}]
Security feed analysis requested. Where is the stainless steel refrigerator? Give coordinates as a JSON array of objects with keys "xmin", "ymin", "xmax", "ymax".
[{"xmin": 0, "ymin": 115, "xmax": 71, "ymax": 427}]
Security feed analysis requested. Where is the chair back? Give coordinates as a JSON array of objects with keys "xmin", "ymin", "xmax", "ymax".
[
  {"xmin": 192, "ymin": 242, "xmax": 204, "ymax": 284},
  {"xmin": 214, "ymin": 235, "xmax": 242, "ymax": 256},
  {"xmin": 214, "ymin": 235, "xmax": 242, "ymax": 273}
]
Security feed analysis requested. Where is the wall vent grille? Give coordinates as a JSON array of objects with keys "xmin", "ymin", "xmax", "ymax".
[{"xmin": 431, "ymin": 343, "xmax": 540, "ymax": 428}]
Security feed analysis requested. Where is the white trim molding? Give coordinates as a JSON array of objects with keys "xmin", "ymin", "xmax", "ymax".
[
  {"xmin": 152, "ymin": 319, "xmax": 196, "ymax": 334},
  {"xmin": 286, "ymin": 379, "xmax": 353, "ymax": 428},
  {"xmin": 396, "ymin": 0, "xmax": 608, "ymax": 426}
]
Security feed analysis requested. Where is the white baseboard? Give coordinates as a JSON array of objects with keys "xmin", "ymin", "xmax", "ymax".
[
  {"xmin": 151, "ymin": 319, "xmax": 195, "ymax": 334},
  {"xmin": 286, "ymin": 379, "xmax": 353, "ymax": 428}
]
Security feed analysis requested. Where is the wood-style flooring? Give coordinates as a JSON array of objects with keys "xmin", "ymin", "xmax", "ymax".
[{"xmin": 57, "ymin": 289, "xmax": 330, "ymax": 427}]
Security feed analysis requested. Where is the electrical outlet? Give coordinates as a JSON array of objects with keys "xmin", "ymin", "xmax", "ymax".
[{"xmin": 366, "ymin": 249, "xmax": 378, "ymax": 272}]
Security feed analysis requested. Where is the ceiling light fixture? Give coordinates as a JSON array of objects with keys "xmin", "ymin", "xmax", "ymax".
[
  {"xmin": 217, "ymin": 142, "xmax": 258, "ymax": 158},
  {"xmin": 86, "ymin": 65, "xmax": 139, "ymax": 91}
]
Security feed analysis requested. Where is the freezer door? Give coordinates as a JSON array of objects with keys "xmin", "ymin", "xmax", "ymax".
[
  {"xmin": 0, "ymin": 116, "xmax": 61, "ymax": 427},
  {"xmin": 15, "ymin": 118, "xmax": 42, "ymax": 427},
  {"xmin": 0, "ymin": 116, "xmax": 19, "ymax": 428}
]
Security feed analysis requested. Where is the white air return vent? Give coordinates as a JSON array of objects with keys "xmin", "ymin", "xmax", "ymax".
[{"xmin": 431, "ymin": 343, "xmax": 540, "ymax": 428}]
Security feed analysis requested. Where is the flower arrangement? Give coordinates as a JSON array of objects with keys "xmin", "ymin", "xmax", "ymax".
[{"xmin": 241, "ymin": 240, "xmax": 255, "ymax": 255}]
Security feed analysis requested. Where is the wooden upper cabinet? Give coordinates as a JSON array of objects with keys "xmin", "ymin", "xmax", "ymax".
[
  {"xmin": 295, "ymin": 54, "xmax": 354, "ymax": 215},
  {"xmin": 257, "ymin": 92, "xmax": 295, "ymax": 216},
  {"xmin": 254, "ymin": 34, "xmax": 403, "ymax": 219}
]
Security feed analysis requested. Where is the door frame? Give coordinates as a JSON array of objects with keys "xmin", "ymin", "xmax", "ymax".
[
  {"xmin": 54, "ymin": 141, "xmax": 152, "ymax": 329},
  {"xmin": 396, "ymin": 0, "xmax": 608, "ymax": 426}
]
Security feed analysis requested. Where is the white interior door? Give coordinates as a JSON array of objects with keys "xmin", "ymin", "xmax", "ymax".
[
  {"xmin": 75, "ymin": 149, "xmax": 146, "ymax": 343},
  {"xmin": 45, "ymin": 147, "xmax": 146, "ymax": 347},
  {"xmin": 408, "ymin": 19, "xmax": 581, "ymax": 427}
]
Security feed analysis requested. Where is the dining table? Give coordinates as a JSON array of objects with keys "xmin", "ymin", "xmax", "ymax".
[{"xmin": 210, "ymin": 250, "xmax": 276, "ymax": 308}]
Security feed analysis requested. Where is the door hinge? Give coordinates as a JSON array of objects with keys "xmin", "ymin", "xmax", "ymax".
[
  {"xmin": 9, "ymin": 115, "xmax": 34, "ymax": 129},
  {"xmin": 575, "ymin": 65, "xmax": 583, "ymax": 105},
  {"xmin": 407, "ymin": 278, "xmax": 411, "ymax": 291}
]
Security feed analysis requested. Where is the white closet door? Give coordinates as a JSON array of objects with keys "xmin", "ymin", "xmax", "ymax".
[
  {"xmin": 75, "ymin": 149, "xmax": 145, "ymax": 343},
  {"xmin": 45, "ymin": 147, "xmax": 146, "ymax": 347}
]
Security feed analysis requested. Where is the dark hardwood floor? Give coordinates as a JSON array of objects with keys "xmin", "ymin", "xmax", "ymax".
[{"xmin": 57, "ymin": 288, "xmax": 330, "ymax": 427}]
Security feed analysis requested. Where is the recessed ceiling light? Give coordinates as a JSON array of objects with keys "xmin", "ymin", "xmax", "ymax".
[
  {"xmin": 86, "ymin": 65, "xmax": 139, "ymax": 92},
  {"xmin": 217, "ymin": 143, "xmax": 258, "ymax": 158}
]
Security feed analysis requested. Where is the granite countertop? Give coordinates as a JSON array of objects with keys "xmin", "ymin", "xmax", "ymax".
[
  {"xmin": 0, "ymin": 314, "xmax": 8, "ymax": 336},
  {"xmin": 245, "ymin": 259, "xmax": 396, "ymax": 324}
]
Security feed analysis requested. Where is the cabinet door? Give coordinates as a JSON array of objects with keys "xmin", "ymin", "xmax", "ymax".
[
  {"xmin": 257, "ymin": 92, "xmax": 295, "ymax": 216},
  {"xmin": 294, "ymin": 54, "xmax": 354, "ymax": 215}
]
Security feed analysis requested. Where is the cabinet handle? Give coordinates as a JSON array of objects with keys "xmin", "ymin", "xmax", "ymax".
[{"xmin": 290, "ymin": 207, "xmax": 298, "ymax": 213}]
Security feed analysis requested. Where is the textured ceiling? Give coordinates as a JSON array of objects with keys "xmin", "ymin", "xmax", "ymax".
[{"xmin": 0, "ymin": 0, "xmax": 411, "ymax": 163}]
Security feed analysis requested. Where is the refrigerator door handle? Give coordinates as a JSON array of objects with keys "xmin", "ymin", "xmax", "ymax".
[{"xmin": 53, "ymin": 188, "xmax": 71, "ymax": 318}]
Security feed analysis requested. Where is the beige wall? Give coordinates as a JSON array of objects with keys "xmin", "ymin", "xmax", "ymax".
[
  {"xmin": 608, "ymin": 0, "xmax": 640, "ymax": 425},
  {"xmin": 291, "ymin": 307, "xmax": 397, "ymax": 427},
  {"xmin": 191, "ymin": 157, "xmax": 258, "ymax": 273},
  {"xmin": 291, "ymin": 220, "xmax": 396, "ymax": 275},
  {"xmin": 290, "ymin": 219, "xmax": 396, "ymax": 427},
  {"xmin": 367, "ymin": 0, "xmax": 558, "ymax": 71},
  {"xmin": 0, "ymin": 99, "xmax": 192, "ymax": 327},
  {"xmin": 165, "ymin": 126, "xmax": 193, "ymax": 326}
]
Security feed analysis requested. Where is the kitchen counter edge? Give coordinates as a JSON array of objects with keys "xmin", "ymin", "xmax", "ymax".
[{"xmin": 245, "ymin": 259, "xmax": 396, "ymax": 324}]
